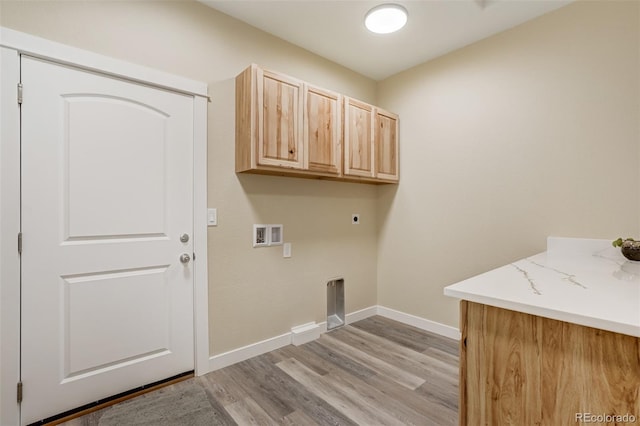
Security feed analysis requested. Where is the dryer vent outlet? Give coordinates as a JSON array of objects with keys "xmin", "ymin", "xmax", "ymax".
[{"xmin": 327, "ymin": 278, "xmax": 345, "ymax": 330}]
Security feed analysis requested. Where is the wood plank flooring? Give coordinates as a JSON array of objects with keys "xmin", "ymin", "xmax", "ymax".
[{"xmin": 59, "ymin": 316, "xmax": 459, "ymax": 425}]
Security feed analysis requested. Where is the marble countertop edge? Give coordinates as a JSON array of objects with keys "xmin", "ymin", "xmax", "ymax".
[
  {"xmin": 444, "ymin": 237, "xmax": 640, "ymax": 338},
  {"xmin": 444, "ymin": 287, "xmax": 640, "ymax": 337}
]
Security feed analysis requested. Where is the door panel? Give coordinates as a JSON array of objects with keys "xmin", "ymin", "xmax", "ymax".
[
  {"xmin": 21, "ymin": 56, "xmax": 194, "ymax": 424},
  {"xmin": 64, "ymin": 95, "xmax": 168, "ymax": 239},
  {"xmin": 375, "ymin": 110, "xmax": 399, "ymax": 181},
  {"xmin": 257, "ymin": 68, "xmax": 303, "ymax": 168},
  {"xmin": 344, "ymin": 97, "xmax": 374, "ymax": 178},
  {"xmin": 62, "ymin": 266, "xmax": 171, "ymax": 379},
  {"xmin": 304, "ymin": 86, "xmax": 341, "ymax": 174}
]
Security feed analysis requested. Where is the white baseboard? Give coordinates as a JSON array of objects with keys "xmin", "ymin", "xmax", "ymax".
[
  {"xmin": 208, "ymin": 331, "xmax": 291, "ymax": 371},
  {"xmin": 346, "ymin": 305, "xmax": 378, "ymax": 324},
  {"xmin": 208, "ymin": 304, "xmax": 459, "ymax": 372},
  {"xmin": 208, "ymin": 306, "xmax": 379, "ymax": 371},
  {"xmin": 376, "ymin": 305, "xmax": 461, "ymax": 340}
]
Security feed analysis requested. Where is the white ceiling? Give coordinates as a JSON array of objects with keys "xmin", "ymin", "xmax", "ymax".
[{"xmin": 200, "ymin": 0, "xmax": 573, "ymax": 81}]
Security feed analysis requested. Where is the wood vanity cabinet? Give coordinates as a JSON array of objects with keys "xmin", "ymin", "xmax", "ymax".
[
  {"xmin": 236, "ymin": 64, "xmax": 398, "ymax": 183},
  {"xmin": 459, "ymin": 300, "xmax": 640, "ymax": 425},
  {"xmin": 344, "ymin": 97, "xmax": 399, "ymax": 183}
]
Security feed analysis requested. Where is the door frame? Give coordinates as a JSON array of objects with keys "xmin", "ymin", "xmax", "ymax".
[{"xmin": 0, "ymin": 27, "xmax": 210, "ymax": 426}]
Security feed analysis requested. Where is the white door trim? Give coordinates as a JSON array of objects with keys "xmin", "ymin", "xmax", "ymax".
[
  {"xmin": 0, "ymin": 27, "xmax": 208, "ymax": 98},
  {"xmin": 0, "ymin": 27, "xmax": 210, "ymax": 426},
  {"xmin": 0, "ymin": 45, "xmax": 22, "ymax": 426}
]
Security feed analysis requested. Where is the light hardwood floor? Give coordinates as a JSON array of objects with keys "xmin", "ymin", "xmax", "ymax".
[{"xmin": 59, "ymin": 316, "xmax": 459, "ymax": 425}]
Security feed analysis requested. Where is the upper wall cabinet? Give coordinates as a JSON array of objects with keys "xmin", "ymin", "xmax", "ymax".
[
  {"xmin": 236, "ymin": 64, "xmax": 398, "ymax": 184},
  {"xmin": 374, "ymin": 108, "xmax": 399, "ymax": 181},
  {"xmin": 344, "ymin": 97, "xmax": 399, "ymax": 183},
  {"xmin": 236, "ymin": 65, "xmax": 304, "ymax": 171},
  {"xmin": 304, "ymin": 85, "xmax": 342, "ymax": 175},
  {"xmin": 343, "ymin": 97, "xmax": 373, "ymax": 178},
  {"xmin": 259, "ymin": 68, "xmax": 304, "ymax": 169}
]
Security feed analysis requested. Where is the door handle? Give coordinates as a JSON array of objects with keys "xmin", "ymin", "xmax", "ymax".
[{"xmin": 180, "ymin": 253, "xmax": 191, "ymax": 264}]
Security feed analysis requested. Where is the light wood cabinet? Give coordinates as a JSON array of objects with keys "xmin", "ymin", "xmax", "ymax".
[
  {"xmin": 344, "ymin": 97, "xmax": 399, "ymax": 183},
  {"xmin": 236, "ymin": 64, "xmax": 340, "ymax": 177},
  {"xmin": 344, "ymin": 97, "xmax": 373, "ymax": 178},
  {"xmin": 236, "ymin": 64, "xmax": 398, "ymax": 184},
  {"xmin": 258, "ymin": 67, "xmax": 304, "ymax": 169},
  {"xmin": 304, "ymin": 85, "xmax": 342, "ymax": 175},
  {"xmin": 236, "ymin": 64, "xmax": 304, "ymax": 172},
  {"xmin": 459, "ymin": 300, "xmax": 640, "ymax": 425},
  {"xmin": 375, "ymin": 108, "xmax": 399, "ymax": 181}
]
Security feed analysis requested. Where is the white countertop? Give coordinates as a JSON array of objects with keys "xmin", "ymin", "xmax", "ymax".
[{"xmin": 444, "ymin": 237, "xmax": 640, "ymax": 338}]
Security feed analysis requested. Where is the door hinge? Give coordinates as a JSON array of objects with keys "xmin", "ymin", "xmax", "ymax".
[
  {"xmin": 17, "ymin": 382, "xmax": 23, "ymax": 404},
  {"xmin": 18, "ymin": 232, "xmax": 22, "ymax": 255},
  {"xmin": 17, "ymin": 83, "xmax": 23, "ymax": 105}
]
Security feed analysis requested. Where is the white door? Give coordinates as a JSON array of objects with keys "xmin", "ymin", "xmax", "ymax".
[{"xmin": 20, "ymin": 56, "xmax": 195, "ymax": 425}]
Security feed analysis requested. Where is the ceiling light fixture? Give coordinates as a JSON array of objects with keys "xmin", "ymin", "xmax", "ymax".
[{"xmin": 365, "ymin": 4, "xmax": 408, "ymax": 34}]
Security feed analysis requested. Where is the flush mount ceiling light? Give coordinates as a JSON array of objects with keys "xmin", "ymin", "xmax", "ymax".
[{"xmin": 365, "ymin": 4, "xmax": 408, "ymax": 34}]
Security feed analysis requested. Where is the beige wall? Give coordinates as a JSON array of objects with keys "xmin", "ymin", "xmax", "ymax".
[
  {"xmin": 0, "ymin": 0, "xmax": 379, "ymax": 355},
  {"xmin": 376, "ymin": 0, "xmax": 640, "ymax": 328},
  {"xmin": 2, "ymin": 0, "xmax": 639, "ymax": 354}
]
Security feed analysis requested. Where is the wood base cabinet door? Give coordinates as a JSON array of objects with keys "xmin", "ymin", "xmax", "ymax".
[{"xmin": 460, "ymin": 301, "xmax": 640, "ymax": 426}]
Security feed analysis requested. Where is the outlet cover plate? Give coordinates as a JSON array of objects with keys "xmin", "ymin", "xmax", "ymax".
[{"xmin": 270, "ymin": 224, "xmax": 283, "ymax": 245}]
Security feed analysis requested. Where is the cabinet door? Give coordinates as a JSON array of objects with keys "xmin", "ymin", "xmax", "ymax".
[
  {"xmin": 375, "ymin": 108, "xmax": 399, "ymax": 181},
  {"xmin": 344, "ymin": 97, "xmax": 374, "ymax": 178},
  {"xmin": 257, "ymin": 68, "xmax": 303, "ymax": 169},
  {"xmin": 304, "ymin": 85, "xmax": 342, "ymax": 174}
]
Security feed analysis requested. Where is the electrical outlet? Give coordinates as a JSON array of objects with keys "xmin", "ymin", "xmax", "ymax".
[
  {"xmin": 283, "ymin": 243, "xmax": 292, "ymax": 258},
  {"xmin": 352, "ymin": 214, "xmax": 360, "ymax": 225}
]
